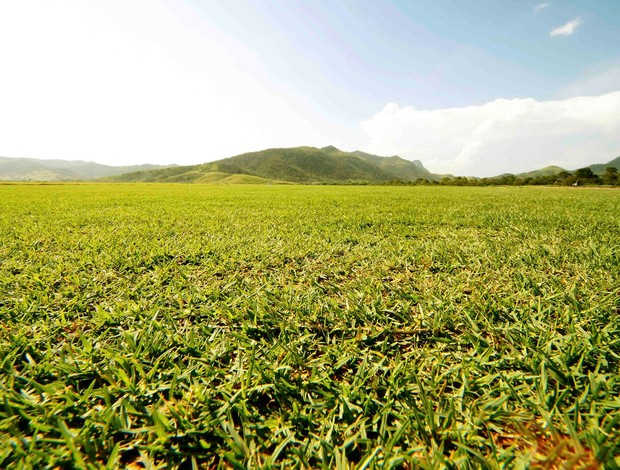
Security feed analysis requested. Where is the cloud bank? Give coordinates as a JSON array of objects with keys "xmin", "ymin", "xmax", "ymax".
[
  {"xmin": 550, "ymin": 17, "xmax": 582, "ymax": 36},
  {"xmin": 361, "ymin": 91, "xmax": 620, "ymax": 176}
]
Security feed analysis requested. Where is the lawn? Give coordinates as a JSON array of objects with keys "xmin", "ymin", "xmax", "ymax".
[{"xmin": 1, "ymin": 184, "xmax": 618, "ymax": 468}]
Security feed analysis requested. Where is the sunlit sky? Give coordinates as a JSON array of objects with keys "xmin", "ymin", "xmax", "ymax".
[{"xmin": 1, "ymin": 0, "xmax": 619, "ymax": 176}]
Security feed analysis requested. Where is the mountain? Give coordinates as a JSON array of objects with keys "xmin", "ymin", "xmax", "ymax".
[
  {"xmin": 515, "ymin": 165, "xmax": 567, "ymax": 178},
  {"xmin": 5, "ymin": 150, "xmax": 616, "ymax": 184},
  {"xmin": 499, "ymin": 155, "xmax": 619, "ymax": 180},
  {"xmin": 0, "ymin": 156, "xmax": 173, "ymax": 181},
  {"xmin": 109, "ymin": 146, "xmax": 438, "ymax": 184},
  {"xmin": 587, "ymin": 156, "xmax": 620, "ymax": 174},
  {"xmin": 351, "ymin": 151, "xmax": 435, "ymax": 181}
]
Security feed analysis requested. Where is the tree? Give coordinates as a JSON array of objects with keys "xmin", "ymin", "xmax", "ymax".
[
  {"xmin": 575, "ymin": 167, "xmax": 596, "ymax": 179},
  {"xmin": 574, "ymin": 167, "xmax": 601, "ymax": 185},
  {"xmin": 603, "ymin": 167, "xmax": 618, "ymax": 186}
]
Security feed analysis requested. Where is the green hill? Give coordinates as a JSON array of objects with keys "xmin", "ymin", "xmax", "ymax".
[
  {"xmin": 588, "ymin": 156, "xmax": 620, "ymax": 174},
  {"xmin": 0, "ymin": 156, "xmax": 172, "ymax": 181},
  {"xmin": 109, "ymin": 146, "xmax": 438, "ymax": 184},
  {"xmin": 495, "ymin": 155, "xmax": 620, "ymax": 180},
  {"xmin": 351, "ymin": 150, "xmax": 435, "ymax": 181},
  {"xmin": 515, "ymin": 165, "xmax": 567, "ymax": 178}
]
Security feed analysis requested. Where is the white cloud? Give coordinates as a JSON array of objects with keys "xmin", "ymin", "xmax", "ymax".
[
  {"xmin": 550, "ymin": 17, "xmax": 582, "ymax": 36},
  {"xmin": 361, "ymin": 91, "xmax": 620, "ymax": 176},
  {"xmin": 534, "ymin": 2, "xmax": 550, "ymax": 12}
]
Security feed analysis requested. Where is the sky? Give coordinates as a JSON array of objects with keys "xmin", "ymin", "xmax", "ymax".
[{"xmin": 1, "ymin": 0, "xmax": 619, "ymax": 176}]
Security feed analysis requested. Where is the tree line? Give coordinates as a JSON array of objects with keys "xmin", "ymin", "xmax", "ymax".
[{"xmin": 383, "ymin": 166, "xmax": 619, "ymax": 187}]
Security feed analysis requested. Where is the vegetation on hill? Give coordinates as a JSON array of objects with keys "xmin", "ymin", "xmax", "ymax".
[
  {"xmin": 4, "ymin": 149, "xmax": 618, "ymax": 186},
  {"xmin": 515, "ymin": 165, "xmax": 566, "ymax": 179},
  {"xmin": 392, "ymin": 156, "xmax": 620, "ymax": 187},
  {"xmin": 588, "ymin": 156, "xmax": 620, "ymax": 174},
  {"xmin": 108, "ymin": 146, "xmax": 438, "ymax": 184},
  {"xmin": 1, "ymin": 184, "xmax": 618, "ymax": 468},
  {"xmin": 351, "ymin": 151, "xmax": 434, "ymax": 181},
  {"xmin": 110, "ymin": 147, "xmax": 619, "ymax": 186},
  {"xmin": 0, "ymin": 156, "xmax": 172, "ymax": 181}
]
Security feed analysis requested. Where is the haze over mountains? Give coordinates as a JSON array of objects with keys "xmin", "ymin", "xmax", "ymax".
[
  {"xmin": 1, "ymin": 147, "xmax": 619, "ymax": 184},
  {"xmin": 0, "ymin": 156, "xmax": 172, "ymax": 182}
]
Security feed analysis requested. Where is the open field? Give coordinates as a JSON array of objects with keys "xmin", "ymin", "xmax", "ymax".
[{"xmin": 1, "ymin": 184, "xmax": 619, "ymax": 468}]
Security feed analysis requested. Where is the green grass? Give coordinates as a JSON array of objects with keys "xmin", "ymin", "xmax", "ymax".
[
  {"xmin": 194, "ymin": 172, "xmax": 234, "ymax": 184},
  {"xmin": 210, "ymin": 174, "xmax": 286, "ymax": 185},
  {"xmin": 1, "ymin": 184, "xmax": 618, "ymax": 468}
]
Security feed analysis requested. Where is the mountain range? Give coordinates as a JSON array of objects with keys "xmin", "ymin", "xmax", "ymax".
[
  {"xmin": 1, "ymin": 148, "xmax": 618, "ymax": 184},
  {"xmin": 105, "ymin": 146, "xmax": 437, "ymax": 184},
  {"xmin": 508, "ymin": 157, "xmax": 618, "ymax": 179},
  {"xmin": 0, "ymin": 156, "xmax": 173, "ymax": 181}
]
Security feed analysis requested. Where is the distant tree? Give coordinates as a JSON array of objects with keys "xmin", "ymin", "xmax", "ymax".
[
  {"xmin": 603, "ymin": 167, "xmax": 618, "ymax": 186},
  {"xmin": 498, "ymin": 174, "xmax": 516, "ymax": 185},
  {"xmin": 556, "ymin": 171, "xmax": 571, "ymax": 184},
  {"xmin": 450, "ymin": 177, "xmax": 470, "ymax": 186},
  {"xmin": 530, "ymin": 175, "xmax": 556, "ymax": 185},
  {"xmin": 575, "ymin": 168, "xmax": 595, "ymax": 179},
  {"xmin": 563, "ymin": 175, "xmax": 578, "ymax": 186},
  {"xmin": 574, "ymin": 167, "xmax": 601, "ymax": 185}
]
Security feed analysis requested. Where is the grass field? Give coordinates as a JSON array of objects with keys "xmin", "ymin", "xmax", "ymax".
[{"xmin": 1, "ymin": 184, "xmax": 619, "ymax": 468}]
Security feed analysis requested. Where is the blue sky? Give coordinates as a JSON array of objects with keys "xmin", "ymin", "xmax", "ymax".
[
  {"xmin": 200, "ymin": 0, "xmax": 620, "ymax": 111},
  {"xmin": 1, "ymin": 0, "xmax": 619, "ymax": 175}
]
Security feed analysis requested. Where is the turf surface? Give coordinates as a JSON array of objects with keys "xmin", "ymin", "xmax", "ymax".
[{"xmin": 1, "ymin": 184, "xmax": 618, "ymax": 468}]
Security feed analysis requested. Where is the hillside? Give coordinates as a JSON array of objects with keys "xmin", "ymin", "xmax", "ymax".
[
  {"xmin": 516, "ymin": 165, "xmax": 566, "ymax": 179},
  {"xmin": 4, "ymin": 151, "xmax": 617, "ymax": 184},
  {"xmin": 500, "ymin": 155, "xmax": 619, "ymax": 180},
  {"xmin": 0, "ymin": 156, "xmax": 172, "ymax": 181},
  {"xmin": 588, "ymin": 156, "xmax": 620, "ymax": 174},
  {"xmin": 110, "ymin": 146, "xmax": 438, "ymax": 184},
  {"xmin": 351, "ymin": 150, "xmax": 435, "ymax": 181}
]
